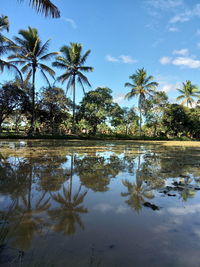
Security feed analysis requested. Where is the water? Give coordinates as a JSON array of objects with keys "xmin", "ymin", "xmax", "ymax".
[{"xmin": 1, "ymin": 140, "xmax": 200, "ymax": 266}]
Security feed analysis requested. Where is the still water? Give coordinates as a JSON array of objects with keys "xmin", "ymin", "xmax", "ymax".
[{"xmin": 1, "ymin": 140, "xmax": 200, "ymax": 267}]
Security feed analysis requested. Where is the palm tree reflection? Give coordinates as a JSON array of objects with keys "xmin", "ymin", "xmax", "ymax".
[
  {"xmin": 49, "ymin": 154, "xmax": 88, "ymax": 235},
  {"xmin": 10, "ymin": 192, "xmax": 50, "ymax": 250},
  {"xmin": 121, "ymin": 154, "xmax": 154, "ymax": 213}
]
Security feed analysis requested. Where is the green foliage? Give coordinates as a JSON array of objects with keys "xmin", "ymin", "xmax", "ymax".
[
  {"xmin": 0, "ymin": 82, "xmax": 27, "ymax": 132},
  {"xmin": 145, "ymin": 91, "xmax": 169, "ymax": 136},
  {"xmin": 162, "ymin": 104, "xmax": 189, "ymax": 137},
  {"xmin": 40, "ymin": 86, "xmax": 71, "ymax": 134},
  {"xmin": 111, "ymin": 106, "xmax": 139, "ymax": 135},
  {"xmin": 77, "ymin": 87, "xmax": 114, "ymax": 134}
]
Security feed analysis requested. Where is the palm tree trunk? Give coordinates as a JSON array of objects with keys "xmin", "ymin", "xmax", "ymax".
[
  {"xmin": 69, "ymin": 154, "xmax": 74, "ymax": 203},
  {"xmin": 30, "ymin": 66, "xmax": 36, "ymax": 135},
  {"xmin": 139, "ymin": 105, "xmax": 142, "ymax": 137},
  {"xmin": 72, "ymin": 75, "xmax": 76, "ymax": 134}
]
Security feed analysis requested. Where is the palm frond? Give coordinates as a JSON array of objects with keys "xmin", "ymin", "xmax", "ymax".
[
  {"xmin": 124, "ymin": 82, "xmax": 134, "ymax": 88},
  {"xmin": 57, "ymin": 72, "xmax": 71, "ymax": 84},
  {"xmin": 78, "ymin": 66, "xmax": 94, "ymax": 72},
  {"xmin": 18, "ymin": 0, "xmax": 60, "ymax": 18},
  {"xmin": 40, "ymin": 69, "xmax": 51, "ymax": 86},
  {"xmin": 39, "ymin": 63, "xmax": 55, "ymax": 78},
  {"xmin": 77, "ymin": 71, "xmax": 91, "ymax": 87},
  {"xmin": 79, "ymin": 50, "xmax": 91, "ymax": 65},
  {"xmin": 52, "ymin": 60, "xmax": 67, "ymax": 69},
  {"xmin": 39, "ymin": 51, "xmax": 58, "ymax": 61}
]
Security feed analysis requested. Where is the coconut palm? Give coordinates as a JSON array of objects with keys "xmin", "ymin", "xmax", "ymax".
[
  {"xmin": 18, "ymin": 0, "xmax": 60, "ymax": 18},
  {"xmin": 53, "ymin": 42, "xmax": 93, "ymax": 133},
  {"xmin": 8, "ymin": 27, "xmax": 58, "ymax": 134},
  {"xmin": 0, "ymin": 15, "xmax": 22, "ymax": 78},
  {"xmin": 176, "ymin": 80, "xmax": 200, "ymax": 107},
  {"xmin": 125, "ymin": 68, "xmax": 158, "ymax": 136}
]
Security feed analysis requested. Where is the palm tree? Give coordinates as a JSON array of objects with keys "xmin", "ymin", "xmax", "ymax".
[
  {"xmin": 0, "ymin": 15, "xmax": 22, "ymax": 79},
  {"xmin": 176, "ymin": 80, "xmax": 200, "ymax": 107},
  {"xmin": 18, "ymin": 0, "xmax": 60, "ymax": 18},
  {"xmin": 8, "ymin": 27, "xmax": 58, "ymax": 134},
  {"xmin": 125, "ymin": 68, "xmax": 158, "ymax": 136},
  {"xmin": 53, "ymin": 42, "xmax": 93, "ymax": 133}
]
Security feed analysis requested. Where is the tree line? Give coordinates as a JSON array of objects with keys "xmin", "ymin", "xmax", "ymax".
[{"xmin": 1, "ymin": 15, "xmax": 200, "ymax": 138}]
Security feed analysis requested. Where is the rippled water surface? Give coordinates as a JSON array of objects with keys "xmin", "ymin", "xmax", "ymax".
[{"xmin": 1, "ymin": 140, "xmax": 200, "ymax": 267}]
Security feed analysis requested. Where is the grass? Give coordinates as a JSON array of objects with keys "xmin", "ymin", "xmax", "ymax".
[{"xmin": 0, "ymin": 132, "xmax": 197, "ymax": 141}]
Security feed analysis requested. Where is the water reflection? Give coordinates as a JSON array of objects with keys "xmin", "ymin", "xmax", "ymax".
[
  {"xmin": 1, "ymin": 141, "xmax": 200, "ymax": 266},
  {"xmin": 49, "ymin": 154, "xmax": 88, "ymax": 235}
]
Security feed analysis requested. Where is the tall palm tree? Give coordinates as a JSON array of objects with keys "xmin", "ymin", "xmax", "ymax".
[
  {"xmin": 53, "ymin": 42, "xmax": 93, "ymax": 133},
  {"xmin": 125, "ymin": 68, "xmax": 158, "ymax": 136},
  {"xmin": 18, "ymin": 0, "xmax": 60, "ymax": 18},
  {"xmin": 8, "ymin": 27, "xmax": 58, "ymax": 134},
  {"xmin": 176, "ymin": 80, "xmax": 200, "ymax": 107},
  {"xmin": 0, "ymin": 15, "xmax": 22, "ymax": 79}
]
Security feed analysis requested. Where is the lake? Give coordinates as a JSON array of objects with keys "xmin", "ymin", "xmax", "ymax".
[{"xmin": 1, "ymin": 140, "xmax": 200, "ymax": 267}]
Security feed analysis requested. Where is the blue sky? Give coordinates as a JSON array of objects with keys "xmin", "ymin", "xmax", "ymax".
[{"xmin": 2, "ymin": 0, "xmax": 200, "ymax": 107}]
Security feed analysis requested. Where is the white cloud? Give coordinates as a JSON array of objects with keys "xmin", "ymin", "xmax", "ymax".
[
  {"xmin": 113, "ymin": 93, "xmax": 126, "ymax": 104},
  {"xmin": 105, "ymin": 55, "xmax": 119, "ymax": 62},
  {"xmin": 94, "ymin": 203, "xmax": 113, "ymax": 213},
  {"xmin": 160, "ymin": 56, "xmax": 172, "ymax": 64},
  {"xmin": 168, "ymin": 26, "xmax": 179, "ymax": 32},
  {"xmin": 170, "ymin": 3, "xmax": 200, "ymax": 24},
  {"xmin": 162, "ymin": 84, "xmax": 177, "ymax": 93},
  {"xmin": 119, "ymin": 55, "xmax": 137, "ymax": 64},
  {"xmin": 168, "ymin": 203, "xmax": 200, "ymax": 216},
  {"xmin": 170, "ymin": 13, "xmax": 190, "ymax": 24},
  {"xmin": 62, "ymin": 17, "xmax": 77, "ymax": 29},
  {"xmin": 155, "ymin": 74, "xmax": 181, "ymax": 93},
  {"xmin": 160, "ymin": 49, "xmax": 200, "ymax": 69},
  {"xmin": 146, "ymin": 0, "xmax": 183, "ymax": 10},
  {"xmin": 115, "ymin": 205, "xmax": 129, "ymax": 214},
  {"xmin": 106, "ymin": 54, "xmax": 136, "ymax": 64},
  {"xmin": 173, "ymin": 48, "xmax": 189, "ymax": 56},
  {"xmin": 93, "ymin": 203, "xmax": 128, "ymax": 214},
  {"xmin": 172, "ymin": 57, "xmax": 200, "ymax": 68}
]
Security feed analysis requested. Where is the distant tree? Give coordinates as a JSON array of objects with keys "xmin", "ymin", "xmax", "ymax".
[
  {"xmin": 8, "ymin": 27, "xmax": 58, "ymax": 134},
  {"xmin": 176, "ymin": 80, "xmax": 200, "ymax": 107},
  {"xmin": 125, "ymin": 68, "xmax": 158, "ymax": 136},
  {"xmin": 77, "ymin": 87, "xmax": 114, "ymax": 135},
  {"xmin": 18, "ymin": 0, "xmax": 60, "ymax": 18},
  {"xmin": 111, "ymin": 106, "xmax": 139, "ymax": 135},
  {"xmin": 0, "ymin": 82, "xmax": 27, "ymax": 132},
  {"xmin": 162, "ymin": 104, "xmax": 189, "ymax": 137},
  {"xmin": 53, "ymin": 42, "xmax": 93, "ymax": 133},
  {"xmin": 145, "ymin": 91, "xmax": 168, "ymax": 136},
  {"xmin": 40, "ymin": 86, "xmax": 71, "ymax": 133},
  {"xmin": 186, "ymin": 107, "xmax": 200, "ymax": 138}
]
